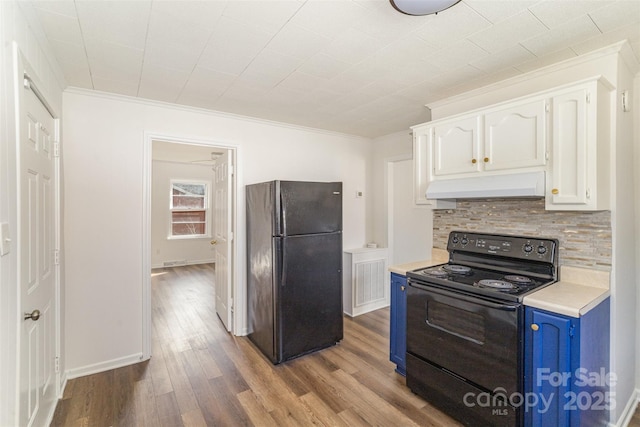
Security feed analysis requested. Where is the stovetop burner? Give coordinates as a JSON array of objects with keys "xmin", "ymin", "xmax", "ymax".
[
  {"xmin": 503, "ymin": 275, "xmax": 533, "ymax": 285},
  {"xmin": 425, "ymin": 268, "xmax": 449, "ymax": 278},
  {"xmin": 474, "ymin": 279, "xmax": 519, "ymax": 290},
  {"xmin": 443, "ymin": 264, "xmax": 471, "ymax": 274}
]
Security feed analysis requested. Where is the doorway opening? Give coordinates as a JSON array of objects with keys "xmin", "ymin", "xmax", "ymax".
[
  {"xmin": 143, "ymin": 135, "xmax": 238, "ymax": 360},
  {"xmin": 386, "ymin": 156, "xmax": 434, "ymax": 266}
]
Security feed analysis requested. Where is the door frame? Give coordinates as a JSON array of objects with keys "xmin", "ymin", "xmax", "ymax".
[
  {"xmin": 142, "ymin": 132, "xmax": 240, "ymax": 359},
  {"xmin": 13, "ymin": 44, "xmax": 63, "ymax": 424}
]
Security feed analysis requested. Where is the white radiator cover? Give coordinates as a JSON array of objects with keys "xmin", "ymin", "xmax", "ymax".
[{"xmin": 343, "ymin": 248, "xmax": 389, "ymax": 317}]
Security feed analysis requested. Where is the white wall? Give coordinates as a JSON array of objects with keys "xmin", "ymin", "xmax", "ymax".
[
  {"xmin": 0, "ymin": 1, "xmax": 65, "ymax": 425},
  {"xmin": 62, "ymin": 89, "xmax": 372, "ymax": 375},
  {"xmin": 151, "ymin": 160, "xmax": 215, "ymax": 268},
  {"xmin": 612, "ymin": 50, "xmax": 640, "ymax": 424}
]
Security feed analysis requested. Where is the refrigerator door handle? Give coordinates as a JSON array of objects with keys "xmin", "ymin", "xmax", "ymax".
[
  {"xmin": 281, "ymin": 201, "xmax": 287, "ymax": 236},
  {"xmin": 281, "ymin": 238, "xmax": 287, "ymax": 287}
]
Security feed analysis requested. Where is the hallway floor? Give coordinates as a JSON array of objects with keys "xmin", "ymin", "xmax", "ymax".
[{"xmin": 50, "ymin": 263, "xmax": 460, "ymax": 426}]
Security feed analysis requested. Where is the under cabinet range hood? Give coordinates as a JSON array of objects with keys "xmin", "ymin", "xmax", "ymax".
[{"xmin": 425, "ymin": 171, "xmax": 545, "ymax": 200}]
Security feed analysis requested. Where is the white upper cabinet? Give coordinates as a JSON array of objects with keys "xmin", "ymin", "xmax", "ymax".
[
  {"xmin": 433, "ymin": 116, "xmax": 481, "ymax": 176},
  {"xmin": 483, "ymin": 99, "xmax": 547, "ymax": 171},
  {"xmin": 430, "ymin": 98, "xmax": 548, "ymax": 179},
  {"xmin": 546, "ymin": 80, "xmax": 610, "ymax": 211},
  {"xmin": 412, "ymin": 125, "xmax": 456, "ymax": 208},
  {"xmin": 411, "ymin": 77, "xmax": 611, "ymax": 211}
]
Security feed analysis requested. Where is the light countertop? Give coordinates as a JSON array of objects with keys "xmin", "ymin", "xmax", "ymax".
[
  {"xmin": 523, "ymin": 266, "xmax": 610, "ymax": 318},
  {"xmin": 388, "ymin": 248, "xmax": 448, "ymax": 275}
]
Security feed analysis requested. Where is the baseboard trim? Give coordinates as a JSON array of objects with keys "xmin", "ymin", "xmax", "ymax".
[
  {"xmin": 58, "ymin": 373, "xmax": 67, "ymax": 399},
  {"xmin": 65, "ymin": 353, "xmax": 147, "ymax": 380},
  {"xmin": 43, "ymin": 396, "xmax": 60, "ymax": 427},
  {"xmin": 611, "ymin": 388, "xmax": 639, "ymax": 427}
]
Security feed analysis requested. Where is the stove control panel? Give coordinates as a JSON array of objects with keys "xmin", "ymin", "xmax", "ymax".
[{"xmin": 447, "ymin": 231, "xmax": 558, "ymax": 263}]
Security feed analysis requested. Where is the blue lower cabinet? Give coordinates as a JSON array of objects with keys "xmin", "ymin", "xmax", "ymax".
[
  {"xmin": 524, "ymin": 298, "xmax": 610, "ymax": 427},
  {"xmin": 390, "ymin": 273, "xmax": 407, "ymax": 376}
]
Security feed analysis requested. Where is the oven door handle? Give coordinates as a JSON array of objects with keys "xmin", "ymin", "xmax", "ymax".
[{"xmin": 411, "ymin": 281, "xmax": 519, "ymax": 311}]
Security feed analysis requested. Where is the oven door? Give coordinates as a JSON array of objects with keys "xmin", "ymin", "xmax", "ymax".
[{"xmin": 407, "ymin": 280, "xmax": 522, "ymax": 395}]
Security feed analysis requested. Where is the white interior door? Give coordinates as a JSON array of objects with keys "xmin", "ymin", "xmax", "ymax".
[
  {"xmin": 19, "ymin": 76, "xmax": 57, "ymax": 427},
  {"xmin": 212, "ymin": 151, "xmax": 233, "ymax": 331}
]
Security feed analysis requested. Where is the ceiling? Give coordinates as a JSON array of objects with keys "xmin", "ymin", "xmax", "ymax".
[{"xmin": 30, "ymin": 0, "xmax": 640, "ymax": 138}]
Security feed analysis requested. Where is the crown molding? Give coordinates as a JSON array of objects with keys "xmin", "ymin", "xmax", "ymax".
[
  {"xmin": 426, "ymin": 40, "xmax": 631, "ymax": 111},
  {"xmin": 63, "ymin": 87, "xmax": 372, "ymax": 142}
]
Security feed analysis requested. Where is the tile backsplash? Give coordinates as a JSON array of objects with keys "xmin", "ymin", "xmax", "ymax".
[{"xmin": 432, "ymin": 198, "xmax": 611, "ymax": 270}]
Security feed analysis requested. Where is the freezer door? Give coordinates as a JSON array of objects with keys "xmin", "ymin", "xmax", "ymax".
[
  {"xmin": 276, "ymin": 232, "xmax": 343, "ymax": 362},
  {"xmin": 278, "ymin": 181, "xmax": 342, "ymax": 236}
]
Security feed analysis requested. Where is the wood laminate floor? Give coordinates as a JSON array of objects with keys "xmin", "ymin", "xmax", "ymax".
[
  {"xmin": 48, "ymin": 263, "xmax": 640, "ymax": 426},
  {"xmin": 51, "ymin": 263, "xmax": 461, "ymax": 427}
]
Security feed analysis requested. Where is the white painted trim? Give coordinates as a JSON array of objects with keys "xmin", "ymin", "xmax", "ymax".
[
  {"xmin": 426, "ymin": 41, "xmax": 628, "ymax": 111},
  {"xmin": 42, "ymin": 399, "xmax": 59, "ymax": 427},
  {"xmin": 53, "ymin": 114, "xmax": 62, "ymax": 410},
  {"xmin": 142, "ymin": 134, "xmax": 152, "ymax": 360},
  {"xmin": 143, "ymin": 133, "xmax": 243, "ymax": 360},
  {"xmin": 58, "ymin": 374, "xmax": 67, "ymax": 399},
  {"xmin": 65, "ymin": 353, "xmax": 144, "ymax": 380},
  {"xmin": 65, "ymin": 86, "xmax": 371, "ymax": 141},
  {"xmin": 231, "ymin": 147, "xmax": 246, "ymax": 336},
  {"xmin": 610, "ymin": 388, "xmax": 638, "ymax": 427}
]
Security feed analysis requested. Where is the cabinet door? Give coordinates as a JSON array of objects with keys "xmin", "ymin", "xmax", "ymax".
[
  {"xmin": 484, "ymin": 99, "xmax": 547, "ymax": 171},
  {"xmin": 527, "ymin": 308, "xmax": 573, "ymax": 427},
  {"xmin": 413, "ymin": 127, "xmax": 431, "ymax": 205},
  {"xmin": 548, "ymin": 88, "xmax": 589, "ymax": 206},
  {"xmin": 389, "ymin": 273, "xmax": 407, "ymax": 376},
  {"xmin": 412, "ymin": 127, "xmax": 457, "ymax": 208},
  {"xmin": 433, "ymin": 116, "xmax": 480, "ymax": 176}
]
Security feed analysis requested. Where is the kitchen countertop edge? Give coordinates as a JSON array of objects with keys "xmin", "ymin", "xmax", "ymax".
[
  {"xmin": 388, "ymin": 249, "xmax": 448, "ymax": 276},
  {"xmin": 523, "ymin": 266, "xmax": 611, "ymax": 318}
]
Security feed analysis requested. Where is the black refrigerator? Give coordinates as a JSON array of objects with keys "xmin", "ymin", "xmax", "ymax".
[{"xmin": 246, "ymin": 180, "xmax": 343, "ymax": 364}]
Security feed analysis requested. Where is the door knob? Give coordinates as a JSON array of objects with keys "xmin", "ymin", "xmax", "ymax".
[
  {"xmin": 471, "ymin": 158, "xmax": 477, "ymax": 164},
  {"xmin": 400, "ymin": 285, "xmax": 406, "ymax": 292},
  {"xmin": 551, "ymin": 188, "xmax": 559, "ymax": 195},
  {"xmin": 210, "ymin": 240, "xmax": 217, "ymax": 245},
  {"xmin": 530, "ymin": 323, "xmax": 539, "ymax": 331},
  {"xmin": 24, "ymin": 309, "xmax": 41, "ymax": 321}
]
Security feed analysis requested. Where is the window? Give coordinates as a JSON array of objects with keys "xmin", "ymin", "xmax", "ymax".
[{"xmin": 170, "ymin": 181, "xmax": 209, "ymax": 237}]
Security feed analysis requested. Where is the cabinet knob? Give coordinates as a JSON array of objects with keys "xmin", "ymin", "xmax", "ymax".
[
  {"xmin": 551, "ymin": 188, "xmax": 559, "ymax": 195},
  {"xmin": 400, "ymin": 285, "xmax": 406, "ymax": 292},
  {"xmin": 531, "ymin": 323, "xmax": 539, "ymax": 331},
  {"xmin": 483, "ymin": 157, "xmax": 489, "ymax": 163},
  {"xmin": 471, "ymin": 158, "xmax": 477, "ymax": 164}
]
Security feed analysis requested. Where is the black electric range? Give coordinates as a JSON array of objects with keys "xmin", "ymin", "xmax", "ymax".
[
  {"xmin": 405, "ymin": 231, "xmax": 560, "ymax": 426},
  {"xmin": 407, "ymin": 231, "xmax": 559, "ymax": 302}
]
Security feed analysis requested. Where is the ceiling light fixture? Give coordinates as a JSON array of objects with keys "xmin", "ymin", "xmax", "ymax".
[{"xmin": 390, "ymin": 0, "xmax": 461, "ymax": 16}]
